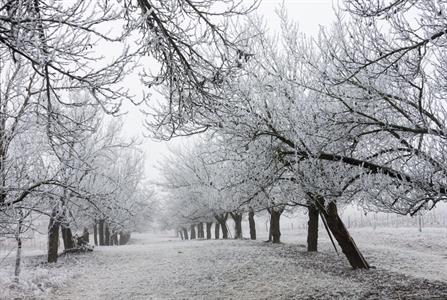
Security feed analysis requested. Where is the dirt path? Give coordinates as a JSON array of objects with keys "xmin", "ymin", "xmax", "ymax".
[
  {"xmin": 50, "ymin": 235, "xmax": 191, "ymax": 299},
  {"xmin": 49, "ymin": 233, "xmax": 447, "ymax": 300}
]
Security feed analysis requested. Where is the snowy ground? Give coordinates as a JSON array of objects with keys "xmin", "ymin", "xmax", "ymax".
[
  {"xmin": 1, "ymin": 227, "xmax": 446, "ymax": 299},
  {"xmin": 281, "ymin": 227, "xmax": 447, "ymax": 284}
]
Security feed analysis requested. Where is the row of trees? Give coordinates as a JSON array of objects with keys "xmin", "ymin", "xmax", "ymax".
[
  {"xmin": 0, "ymin": 0, "xmax": 152, "ymax": 282},
  {"xmin": 1, "ymin": 0, "xmax": 259, "ymax": 283},
  {"xmin": 157, "ymin": 0, "xmax": 447, "ymax": 270}
]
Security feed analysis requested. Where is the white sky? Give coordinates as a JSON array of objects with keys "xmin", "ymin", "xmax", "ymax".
[{"xmin": 120, "ymin": 0, "xmax": 336, "ymax": 182}]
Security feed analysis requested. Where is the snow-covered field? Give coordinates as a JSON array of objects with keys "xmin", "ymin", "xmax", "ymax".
[
  {"xmin": 281, "ymin": 227, "xmax": 447, "ymax": 284},
  {"xmin": 1, "ymin": 227, "xmax": 446, "ymax": 299}
]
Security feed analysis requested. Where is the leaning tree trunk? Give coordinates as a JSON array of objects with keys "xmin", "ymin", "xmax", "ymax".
[
  {"xmin": 182, "ymin": 227, "xmax": 189, "ymax": 240},
  {"xmin": 270, "ymin": 208, "xmax": 283, "ymax": 244},
  {"xmin": 61, "ymin": 226, "xmax": 75, "ymax": 250},
  {"xmin": 190, "ymin": 224, "xmax": 196, "ymax": 239},
  {"xmin": 197, "ymin": 223, "xmax": 204, "ymax": 239},
  {"xmin": 206, "ymin": 222, "xmax": 212, "ymax": 239},
  {"xmin": 230, "ymin": 212, "xmax": 243, "ymax": 239},
  {"xmin": 98, "ymin": 219, "xmax": 105, "ymax": 246},
  {"xmin": 319, "ymin": 200, "xmax": 370, "ymax": 269},
  {"xmin": 48, "ymin": 208, "xmax": 61, "ymax": 263},
  {"xmin": 215, "ymin": 213, "xmax": 228, "ymax": 239},
  {"xmin": 179, "ymin": 229, "xmax": 184, "ymax": 240},
  {"xmin": 307, "ymin": 204, "xmax": 319, "ymax": 252},
  {"xmin": 214, "ymin": 222, "xmax": 220, "ymax": 239},
  {"xmin": 248, "ymin": 209, "xmax": 256, "ymax": 240},
  {"xmin": 104, "ymin": 222, "xmax": 110, "ymax": 245},
  {"xmin": 93, "ymin": 221, "xmax": 98, "ymax": 246}
]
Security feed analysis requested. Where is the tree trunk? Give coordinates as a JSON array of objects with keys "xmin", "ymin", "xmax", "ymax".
[
  {"xmin": 182, "ymin": 227, "xmax": 189, "ymax": 240},
  {"xmin": 93, "ymin": 221, "xmax": 98, "ymax": 246},
  {"xmin": 190, "ymin": 224, "xmax": 196, "ymax": 239},
  {"xmin": 111, "ymin": 232, "xmax": 118, "ymax": 245},
  {"xmin": 214, "ymin": 222, "xmax": 220, "ymax": 239},
  {"xmin": 230, "ymin": 212, "xmax": 243, "ymax": 239},
  {"xmin": 248, "ymin": 209, "xmax": 256, "ymax": 240},
  {"xmin": 98, "ymin": 219, "xmax": 105, "ymax": 246},
  {"xmin": 82, "ymin": 227, "xmax": 90, "ymax": 244},
  {"xmin": 270, "ymin": 208, "xmax": 283, "ymax": 243},
  {"xmin": 48, "ymin": 208, "xmax": 60, "ymax": 263},
  {"xmin": 104, "ymin": 222, "xmax": 110, "ymax": 245},
  {"xmin": 322, "ymin": 201, "xmax": 370, "ymax": 269},
  {"xmin": 61, "ymin": 226, "xmax": 75, "ymax": 250},
  {"xmin": 179, "ymin": 229, "xmax": 184, "ymax": 240},
  {"xmin": 206, "ymin": 222, "xmax": 212, "ymax": 239},
  {"xmin": 198, "ymin": 222, "xmax": 204, "ymax": 238},
  {"xmin": 418, "ymin": 213, "xmax": 423, "ymax": 232},
  {"xmin": 215, "ymin": 213, "xmax": 228, "ymax": 239},
  {"xmin": 221, "ymin": 220, "xmax": 228, "ymax": 239},
  {"xmin": 14, "ymin": 217, "xmax": 23, "ymax": 282},
  {"xmin": 14, "ymin": 234, "xmax": 21, "ymax": 282},
  {"xmin": 307, "ymin": 204, "xmax": 319, "ymax": 252}
]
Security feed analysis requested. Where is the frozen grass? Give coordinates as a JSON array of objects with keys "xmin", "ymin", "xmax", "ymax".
[
  {"xmin": 46, "ymin": 229, "xmax": 447, "ymax": 300},
  {"xmin": 280, "ymin": 226, "xmax": 447, "ymax": 283},
  {"xmin": 1, "ymin": 227, "xmax": 445, "ymax": 299},
  {"xmin": 0, "ymin": 252, "xmax": 90, "ymax": 299}
]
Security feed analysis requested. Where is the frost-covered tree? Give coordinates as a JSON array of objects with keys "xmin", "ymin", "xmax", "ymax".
[
  {"xmin": 158, "ymin": 143, "xmax": 229, "ymax": 239},
  {"xmin": 130, "ymin": 0, "xmax": 258, "ymax": 137},
  {"xmin": 291, "ymin": 1, "xmax": 447, "ymax": 215}
]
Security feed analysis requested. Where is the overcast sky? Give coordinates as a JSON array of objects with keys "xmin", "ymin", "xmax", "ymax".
[{"xmin": 120, "ymin": 0, "xmax": 336, "ymax": 182}]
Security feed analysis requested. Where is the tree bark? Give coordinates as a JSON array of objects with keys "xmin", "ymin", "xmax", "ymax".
[
  {"xmin": 197, "ymin": 222, "xmax": 204, "ymax": 238},
  {"xmin": 14, "ymin": 234, "xmax": 21, "ymax": 282},
  {"xmin": 230, "ymin": 212, "xmax": 243, "ymax": 239},
  {"xmin": 98, "ymin": 219, "xmax": 105, "ymax": 246},
  {"xmin": 48, "ymin": 208, "xmax": 60, "ymax": 263},
  {"xmin": 320, "ymin": 200, "xmax": 370, "ymax": 269},
  {"xmin": 190, "ymin": 224, "xmax": 196, "ymax": 239},
  {"xmin": 307, "ymin": 204, "xmax": 319, "ymax": 252},
  {"xmin": 248, "ymin": 209, "xmax": 256, "ymax": 240},
  {"xmin": 111, "ymin": 232, "xmax": 118, "ymax": 245},
  {"xmin": 215, "ymin": 213, "xmax": 228, "ymax": 239},
  {"xmin": 270, "ymin": 208, "xmax": 283, "ymax": 243},
  {"xmin": 182, "ymin": 227, "xmax": 189, "ymax": 240},
  {"xmin": 93, "ymin": 221, "xmax": 98, "ymax": 246},
  {"xmin": 221, "ymin": 222, "xmax": 228, "ymax": 239},
  {"xmin": 214, "ymin": 222, "xmax": 220, "ymax": 239},
  {"xmin": 61, "ymin": 226, "xmax": 75, "ymax": 250},
  {"xmin": 14, "ymin": 217, "xmax": 23, "ymax": 282},
  {"xmin": 104, "ymin": 222, "xmax": 110, "ymax": 245},
  {"xmin": 206, "ymin": 222, "xmax": 212, "ymax": 239}
]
